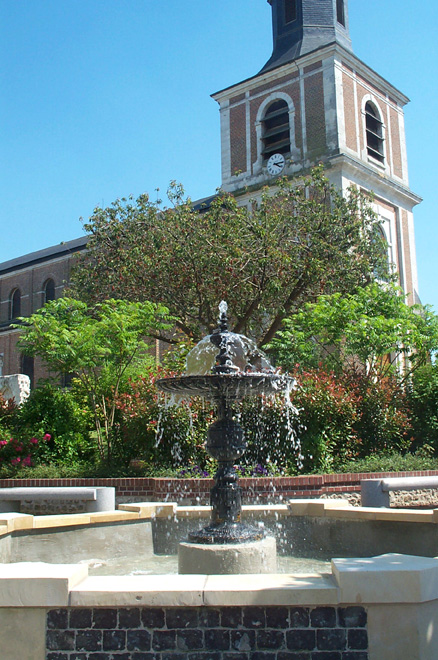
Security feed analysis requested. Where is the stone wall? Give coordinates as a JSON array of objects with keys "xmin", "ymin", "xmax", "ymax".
[{"xmin": 46, "ymin": 605, "xmax": 368, "ymax": 659}]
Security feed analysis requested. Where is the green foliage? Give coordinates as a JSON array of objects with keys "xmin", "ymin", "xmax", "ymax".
[
  {"xmin": 16, "ymin": 383, "xmax": 95, "ymax": 464},
  {"xmin": 269, "ymin": 282, "xmax": 438, "ymax": 381},
  {"xmin": 290, "ymin": 370, "xmax": 358, "ymax": 473},
  {"xmin": 0, "ymin": 392, "xmax": 18, "ymax": 430},
  {"xmin": 288, "ymin": 369, "xmax": 412, "ymax": 473},
  {"xmin": 114, "ymin": 371, "xmax": 213, "ymax": 469},
  {"xmin": 407, "ymin": 364, "xmax": 438, "ymax": 453},
  {"xmin": 72, "ymin": 166, "xmax": 389, "ymax": 346},
  {"xmin": 16, "ymin": 297, "xmax": 174, "ymax": 462},
  {"xmin": 339, "ymin": 450, "xmax": 438, "ymax": 474}
]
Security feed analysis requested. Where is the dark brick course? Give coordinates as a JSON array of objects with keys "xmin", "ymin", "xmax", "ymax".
[{"xmin": 46, "ymin": 606, "xmax": 368, "ymax": 659}]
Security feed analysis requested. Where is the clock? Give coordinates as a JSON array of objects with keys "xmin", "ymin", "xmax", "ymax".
[{"xmin": 267, "ymin": 153, "xmax": 286, "ymax": 176}]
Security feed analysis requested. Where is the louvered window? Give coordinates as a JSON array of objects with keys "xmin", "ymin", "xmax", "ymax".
[
  {"xmin": 365, "ymin": 102, "xmax": 384, "ymax": 163},
  {"xmin": 285, "ymin": 0, "xmax": 297, "ymax": 24},
  {"xmin": 262, "ymin": 100, "xmax": 290, "ymax": 160},
  {"xmin": 336, "ymin": 0, "xmax": 345, "ymax": 26}
]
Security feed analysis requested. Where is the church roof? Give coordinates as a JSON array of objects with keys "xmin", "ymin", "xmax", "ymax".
[{"xmin": 260, "ymin": 0, "xmax": 353, "ymax": 74}]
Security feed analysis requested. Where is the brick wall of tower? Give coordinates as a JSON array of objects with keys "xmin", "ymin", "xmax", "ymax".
[
  {"xmin": 230, "ymin": 65, "xmax": 325, "ymax": 177},
  {"xmin": 304, "ymin": 71, "xmax": 326, "ymax": 159},
  {"xmin": 342, "ymin": 71, "xmax": 357, "ymax": 152},
  {"xmin": 230, "ymin": 103, "xmax": 247, "ymax": 176}
]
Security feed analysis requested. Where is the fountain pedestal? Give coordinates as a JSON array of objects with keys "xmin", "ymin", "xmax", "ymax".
[{"xmin": 178, "ymin": 536, "xmax": 277, "ymax": 575}]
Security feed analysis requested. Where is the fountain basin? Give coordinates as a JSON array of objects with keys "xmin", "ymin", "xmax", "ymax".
[{"xmin": 2, "ymin": 503, "xmax": 438, "ymax": 659}]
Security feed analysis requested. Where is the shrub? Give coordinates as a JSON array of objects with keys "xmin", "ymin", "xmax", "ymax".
[
  {"xmin": 407, "ymin": 364, "xmax": 438, "ymax": 453},
  {"xmin": 289, "ymin": 369, "xmax": 358, "ymax": 473},
  {"xmin": 16, "ymin": 383, "xmax": 95, "ymax": 464},
  {"xmin": 115, "ymin": 372, "xmax": 213, "ymax": 469}
]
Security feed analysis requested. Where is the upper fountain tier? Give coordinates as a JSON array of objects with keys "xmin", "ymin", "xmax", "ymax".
[{"xmin": 157, "ymin": 302, "xmax": 294, "ymax": 403}]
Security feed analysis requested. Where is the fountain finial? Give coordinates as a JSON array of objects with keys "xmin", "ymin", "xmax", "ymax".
[{"xmin": 211, "ymin": 301, "xmax": 239, "ymax": 374}]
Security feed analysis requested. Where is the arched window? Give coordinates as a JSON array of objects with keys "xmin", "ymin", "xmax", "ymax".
[
  {"xmin": 285, "ymin": 0, "xmax": 297, "ymax": 24},
  {"xmin": 262, "ymin": 99, "xmax": 291, "ymax": 161},
  {"xmin": 21, "ymin": 354, "xmax": 34, "ymax": 389},
  {"xmin": 9, "ymin": 288, "xmax": 21, "ymax": 320},
  {"xmin": 365, "ymin": 102, "xmax": 384, "ymax": 164},
  {"xmin": 336, "ymin": 0, "xmax": 345, "ymax": 27},
  {"xmin": 43, "ymin": 278, "xmax": 56, "ymax": 303}
]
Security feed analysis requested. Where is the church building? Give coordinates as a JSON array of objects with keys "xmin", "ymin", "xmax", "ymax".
[{"xmin": 0, "ymin": 0, "xmax": 421, "ymax": 385}]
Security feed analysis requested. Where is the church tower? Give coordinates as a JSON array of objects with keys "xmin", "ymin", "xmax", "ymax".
[{"xmin": 212, "ymin": 0, "xmax": 420, "ymax": 303}]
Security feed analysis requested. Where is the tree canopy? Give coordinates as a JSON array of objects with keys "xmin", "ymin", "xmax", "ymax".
[
  {"xmin": 269, "ymin": 282, "xmax": 438, "ymax": 382},
  {"xmin": 16, "ymin": 298, "xmax": 173, "ymax": 461},
  {"xmin": 71, "ymin": 167, "xmax": 389, "ymax": 346}
]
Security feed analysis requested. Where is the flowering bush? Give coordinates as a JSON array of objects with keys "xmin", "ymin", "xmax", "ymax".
[
  {"xmin": 16, "ymin": 383, "xmax": 95, "ymax": 464},
  {"xmin": 0, "ymin": 392, "xmax": 18, "ymax": 429},
  {"xmin": 0, "ymin": 431, "xmax": 51, "ymax": 471},
  {"xmin": 114, "ymin": 370, "xmax": 214, "ymax": 468},
  {"xmin": 289, "ymin": 368, "xmax": 412, "ymax": 472}
]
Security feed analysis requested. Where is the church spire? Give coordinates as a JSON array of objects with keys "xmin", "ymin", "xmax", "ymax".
[{"xmin": 261, "ymin": 0, "xmax": 353, "ymax": 73}]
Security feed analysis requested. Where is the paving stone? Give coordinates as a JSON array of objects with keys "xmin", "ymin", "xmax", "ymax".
[
  {"xmin": 141, "ymin": 608, "xmax": 165, "ymax": 629},
  {"xmin": 347, "ymin": 629, "xmax": 368, "ymax": 650},
  {"xmin": 118, "ymin": 607, "xmax": 141, "ymax": 629},
  {"xmin": 338, "ymin": 608, "xmax": 367, "ymax": 629},
  {"xmin": 46, "ymin": 630, "xmax": 75, "ymax": 651},
  {"xmin": 93, "ymin": 608, "xmax": 118, "ymax": 629},
  {"xmin": 70, "ymin": 609, "xmax": 93, "ymax": 629},
  {"xmin": 286, "ymin": 629, "xmax": 316, "ymax": 651},
  {"xmin": 127, "ymin": 629, "xmax": 152, "ymax": 651},
  {"xmin": 47, "ymin": 609, "xmax": 69, "ymax": 630}
]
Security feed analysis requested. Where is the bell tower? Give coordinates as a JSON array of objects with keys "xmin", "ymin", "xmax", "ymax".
[
  {"xmin": 212, "ymin": 0, "xmax": 421, "ymax": 304},
  {"xmin": 262, "ymin": 0, "xmax": 352, "ymax": 73}
]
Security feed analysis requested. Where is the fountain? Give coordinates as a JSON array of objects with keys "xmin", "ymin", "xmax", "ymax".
[{"xmin": 156, "ymin": 301, "xmax": 294, "ymax": 574}]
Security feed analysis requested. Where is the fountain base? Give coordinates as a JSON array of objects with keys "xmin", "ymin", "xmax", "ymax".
[{"xmin": 178, "ymin": 536, "xmax": 277, "ymax": 575}]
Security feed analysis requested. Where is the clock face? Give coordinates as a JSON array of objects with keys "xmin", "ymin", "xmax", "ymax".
[{"xmin": 267, "ymin": 153, "xmax": 286, "ymax": 176}]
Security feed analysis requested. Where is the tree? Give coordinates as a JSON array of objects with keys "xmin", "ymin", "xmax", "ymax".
[
  {"xmin": 269, "ymin": 282, "xmax": 438, "ymax": 383},
  {"xmin": 71, "ymin": 166, "xmax": 389, "ymax": 346},
  {"xmin": 16, "ymin": 298, "xmax": 173, "ymax": 462}
]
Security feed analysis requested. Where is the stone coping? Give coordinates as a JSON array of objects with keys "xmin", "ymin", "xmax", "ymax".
[
  {"xmin": 1, "ymin": 554, "xmax": 438, "ymax": 609},
  {"xmin": 1, "ymin": 498, "xmax": 438, "ymax": 537},
  {"xmin": 1, "ymin": 501, "xmax": 438, "ymax": 611}
]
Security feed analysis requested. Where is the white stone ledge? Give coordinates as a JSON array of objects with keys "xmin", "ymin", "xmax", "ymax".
[
  {"xmin": 1, "ymin": 554, "xmax": 438, "ymax": 609},
  {"xmin": 332, "ymin": 553, "xmax": 438, "ymax": 604},
  {"xmin": 69, "ymin": 574, "xmax": 207, "ymax": 607},
  {"xmin": 0, "ymin": 562, "xmax": 88, "ymax": 607}
]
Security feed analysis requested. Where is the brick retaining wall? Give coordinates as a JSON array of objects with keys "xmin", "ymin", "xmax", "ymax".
[{"xmin": 1, "ymin": 471, "xmax": 438, "ymax": 505}]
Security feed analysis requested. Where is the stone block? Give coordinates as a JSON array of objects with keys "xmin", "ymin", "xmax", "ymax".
[
  {"xmin": 0, "ymin": 374, "xmax": 30, "ymax": 405},
  {"xmin": 0, "ymin": 562, "xmax": 88, "ymax": 607},
  {"xmin": 332, "ymin": 553, "xmax": 438, "ymax": 604},
  {"xmin": 0, "ymin": 512, "xmax": 34, "ymax": 531},
  {"xmin": 33, "ymin": 513, "xmax": 91, "ymax": 528},
  {"xmin": 203, "ymin": 573, "xmax": 338, "ymax": 607},
  {"xmin": 70, "ymin": 574, "xmax": 206, "ymax": 607},
  {"xmin": 88, "ymin": 510, "xmax": 139, "ymax": 523},
  {"xmin": 118, "ymin": 502, "xmax": 177, "ymax": 519}
]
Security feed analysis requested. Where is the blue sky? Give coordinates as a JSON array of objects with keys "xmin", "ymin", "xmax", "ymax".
[{"xmin": 1, "ymin": 1, "xmax": 437, "ymax": 309}]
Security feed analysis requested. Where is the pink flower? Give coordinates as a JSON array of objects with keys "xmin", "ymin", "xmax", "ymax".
[
  {"xmin": 22, "ymin": 456, "xmax": 32, "ymax": 467},
  {"xmin": 43, "ymin": 434, "xmax": 51, "ymax": 441},
  {"xmin": 11, "ymin": 457, "xmax": 21, "ymax": 465},
  {"xmin": 30, "ymin": 437, "xmax": 39, "ymax": 445},
  {"xmin": 0, "ymin": 440, "xmax": 7, "ymax": 447}
]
